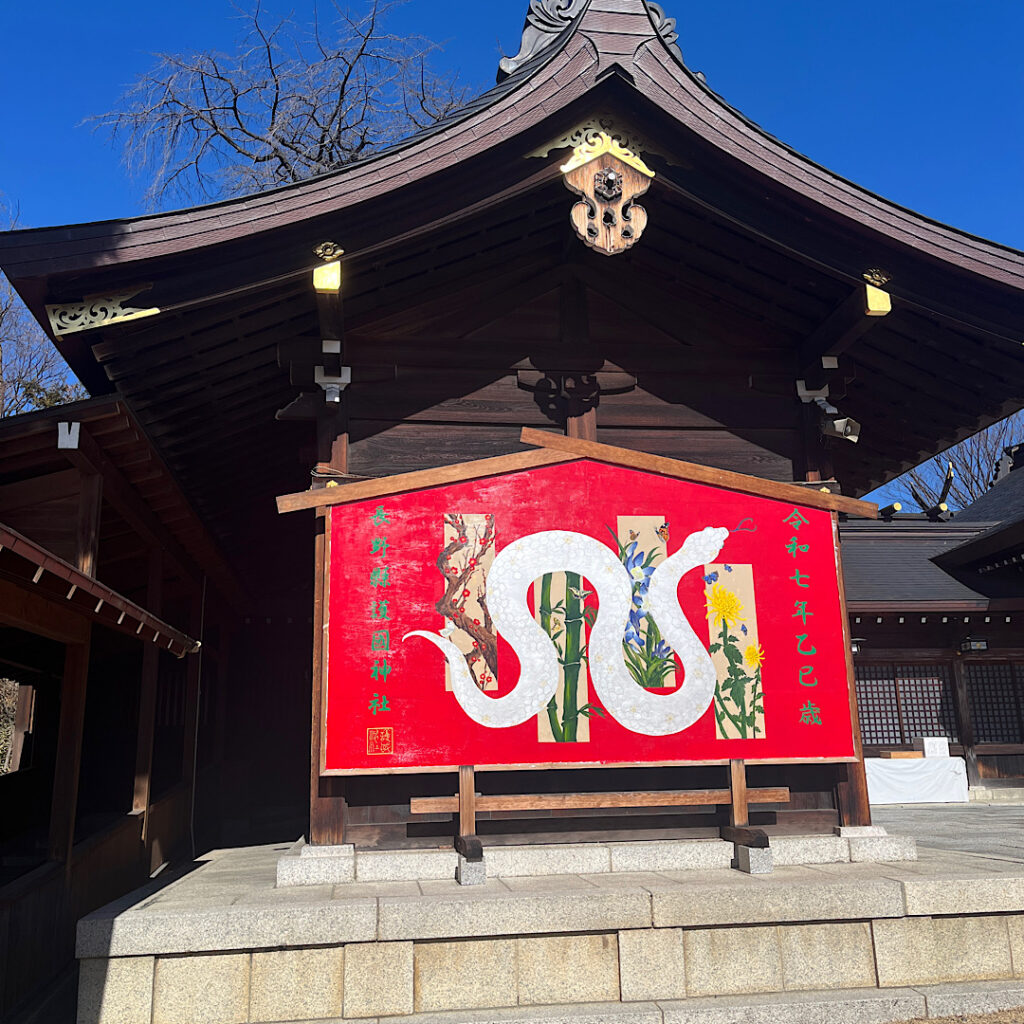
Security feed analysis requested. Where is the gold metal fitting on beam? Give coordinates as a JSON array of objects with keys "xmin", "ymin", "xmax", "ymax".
[
  {"xmin": 313, "ymin": 260, "xmax": 342, "ymax": 293},
  {"xmin": 863, "ymin": 283, "xmax": 892, "ymax": 316}
]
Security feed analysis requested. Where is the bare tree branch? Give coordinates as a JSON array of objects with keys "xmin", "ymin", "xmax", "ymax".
[
  {"xmin": 895, "ymin": 412, "xmax": 1024, "ymax": 511},
  {"xmin": 0, "ymin": 206, "xmax": 87, "ymax": 416},
  {"xmin": 92, "ymin": 0, "xmax": 472, "ymax": 207}
]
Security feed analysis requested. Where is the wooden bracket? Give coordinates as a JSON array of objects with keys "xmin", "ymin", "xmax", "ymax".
[
  {"xmin": 721, "ymin": 825, "xmax": 769, "ymax": 848},
  {"xmin": 799, "ymin": 282, "xmax": 892, "ymax": 390},
  {"xmin": 455, "ymin": 834, "xmax": 484, "ymax": 861}
]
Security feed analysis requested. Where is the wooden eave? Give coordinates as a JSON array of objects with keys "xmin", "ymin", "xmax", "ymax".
[
  {"xmin": 2, "ymin": 0, "xmax": 1022, "ymax": 322},
  {"xmin": 0, "ymin": 0, "xmax": 1021, "ymax": 519},
  {"xmin": 0, "ymin": 395, "xmax": 247, "ymax": 609},
  {"xmin": 0, "ymin": 521, "xmax": 199, "ymax": 656},
  {"xmin": 933, "ymin": 517, "xmax": 1024, "ymax": 573}
]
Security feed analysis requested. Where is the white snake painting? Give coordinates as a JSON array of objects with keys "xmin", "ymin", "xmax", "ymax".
[{"xmin": 404, "ymin": 526, "xmax": 728, "ymax": 736}]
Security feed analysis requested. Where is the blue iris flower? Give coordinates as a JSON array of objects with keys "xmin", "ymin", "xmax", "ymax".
[
  {"xmin": 625, "ymin": 543, "xmax": 656, "ymax": 593},
  {"xmin": 703, "ymin": 571, "xmax": 719, "ymax": 584},
  {"xmin": 652, "ymin": 640, "xmax": 673, "ymax": 660}
]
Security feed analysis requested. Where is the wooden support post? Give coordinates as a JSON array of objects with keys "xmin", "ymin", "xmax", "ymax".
[
  {"xmin": 560, "ymin": 274, "xmax": 598, "ymax": 441},
  {"xmin": 315, "ymin": 407, "xmax": 350, "ymax": 479},
  {"xmin": 951, "ymin": 656, "xmax": 981, "ymax": 787},
  {"xmin": 310, "ymin": 508, "xmax": 346, "ymax": 845},
  {"xmin": 48, "ymin": 634, "xmax": 91, "ymax": 866},
  {"xmin": 729, "ymin": 759, "xmax": 749, "ymax": 827},
  {"xmin": 458, "ymin": 765, "xmax": 477, "ymax": 838},
  {"xmin": 798, "ymin": 403, "xmax": 834, "ymax": 484},
  {"xmin": 74, "ymin": 470, "xmax": 103, "ymax": 577},
  {"xmin": 132, "ymin": 550, "xmax": 163, "ymax": 840},
  {"xmin": 309, "ymin": 272, "xmax": 350, "ymax": 843},
  {"xmin": 833, "ymin": 511, "xmax": 872, "ymax": 826},
  {"xmin": 181, "ymin": 593, "xmax": 204, "ymax": 800},
  {"xmin": 566, "ymin": 407, "xmax": 597, "ymax": 442}
]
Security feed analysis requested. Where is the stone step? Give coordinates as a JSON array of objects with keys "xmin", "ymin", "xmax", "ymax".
[
  {"xmin": 255, "ymin": 981, "xmax": 1024, "ymax": 1024},
  {"xmin": 970, "ymin": 786, "xmax": 1024, "ymax": 804},
  {"xmin": 277, "ymin": 832, "xmax": 916, "ymax": 887}
]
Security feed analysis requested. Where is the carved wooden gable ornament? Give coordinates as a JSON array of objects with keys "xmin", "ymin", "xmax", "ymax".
[{"xmin": 560, "ymin": 131, "xmax": 655, "ymax": 256}]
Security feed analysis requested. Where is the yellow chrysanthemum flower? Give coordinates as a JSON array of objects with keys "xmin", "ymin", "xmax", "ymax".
[
  {"xmin": 744, "ymin": 643, "xmax": 765, "ymax": 669},
  {"xmin": 705, "ymin": 584, "xmax": 743, "ymax": 628}
]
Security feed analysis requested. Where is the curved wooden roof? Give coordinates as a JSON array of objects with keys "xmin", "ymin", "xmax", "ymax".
[
  {"xmin": 3, "ymin": 0, "xmax": 1022, "ymax": 295},
  {"xmin": 1, "ymin": 0, "xmax": 1022, "ymax": 568}
]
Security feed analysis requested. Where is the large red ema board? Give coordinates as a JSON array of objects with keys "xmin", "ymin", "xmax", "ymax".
[{"xmin": 323, "ymin": 460, "xmax": 856, "ymax": 774}]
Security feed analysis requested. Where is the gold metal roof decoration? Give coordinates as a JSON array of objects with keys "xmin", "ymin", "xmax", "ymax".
[
  {"xmin": 560, "ymin": 132, "xmax": 655, "ymax": 256},
  {"xmin": 46, "ymin": 288, "xmax": 160, "ymax": 337},
  {"xmin": 862, "ymin": 268, "xmax": 892, "ymax": 288},
  {"xmin": 314, "ymin": 241, "xmax": 344, "ymax": 261},
  {"xmin": 559, "ymin": 131, "xmax": 656, "ymax": 178},
  {"xmin": 531, "ymin": 115, "xmax": 663, "ymax": 162}
]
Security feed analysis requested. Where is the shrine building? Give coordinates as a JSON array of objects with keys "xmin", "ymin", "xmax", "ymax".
[{"xmin": 1, "ymin": 1, "xmax": 1023, "ymax": 1019}]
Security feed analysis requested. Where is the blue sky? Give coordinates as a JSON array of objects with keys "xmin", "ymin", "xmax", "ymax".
[
  {"xmin": 2, "ymin": 1, "xmax": 1022, "ymax": 502},
  {"xmin": 3, "ymin": 0, "xmax": 1023, "ymax": 240}
]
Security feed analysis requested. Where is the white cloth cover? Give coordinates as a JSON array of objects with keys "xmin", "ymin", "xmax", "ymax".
[{"xmin": 865, "ymin": 756, "xmax": 969, "ymax": 805}]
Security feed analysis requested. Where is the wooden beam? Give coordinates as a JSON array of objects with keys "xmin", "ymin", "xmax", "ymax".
[
  {"xmin": 729, "ymin": 759, "xmax": 749, "ymax": 827},
  {"xmin": 277, "ymin": 448, "xmax": 577, "ymax": 514},
  {"xmin": 48, "ymin": 634, "xmax": 91, "ymax": 865},
  {"xmin": 75, "ymin": 470, "xmax": 103, "ymax": 577},
  {"xmin": 0, "ymin": 524, "xmax": 198, "ymax": 655},
  {"xmin": 519, "ymin": 428, "xmax": 879, "ymax": 518},
  {"xmin": 0, "ymin": 469, "xmax": 79, "ymax": 513},
  {"xmin": 800, "ymin": 282, "xmax": 891, "ymax": 387},
  {"xmin": 61, "ymin": 424, "xmax": 204, "ymax": 595},
  {"xmin": 0, "ymin": 577, "xmax": 89, "ymax": 645},
  {"xmin": 132, "ymin": 550, "xmax": 163, "ymax": 839},
  {"xmin": 410, "ymin": 787, "xmax": 790, "ymax": 814}
]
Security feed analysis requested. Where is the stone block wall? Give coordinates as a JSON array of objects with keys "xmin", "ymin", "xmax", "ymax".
[{"xmin": 77, "ymin": 912, "xmax": 1024, "ymax": 1024}]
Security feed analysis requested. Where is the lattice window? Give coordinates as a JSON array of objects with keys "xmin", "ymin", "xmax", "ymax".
[
  {"xmin": 854, "ymin": 664, "xmax": 901, "ymax": 746},
  {"xmin": 855, "ymin": 662, "xmax": 959, "ymax": 746},
  {"xmin": 894, "ymin": 664, "xmax": 959, "ymax": 743},
  {"xmin": 967, "ymin": 663, "xmax": 1024, "ymax": 744}
]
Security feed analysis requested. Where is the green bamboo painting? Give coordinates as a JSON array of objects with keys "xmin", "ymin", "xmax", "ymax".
[{"xmin": 538, "ymin": 571, "xmax": 602, "ymax": 742}]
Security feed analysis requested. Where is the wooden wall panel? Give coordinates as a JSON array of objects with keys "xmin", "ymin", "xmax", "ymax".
[
  {"xmin": 596, "ymin": 428, "xmax": 796, "ymax": 482},
  {"xmin": 349, "ymin": 423, "xmax": 529, "ymax": 478}
]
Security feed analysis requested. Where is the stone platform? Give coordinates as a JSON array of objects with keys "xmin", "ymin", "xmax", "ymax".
[
  {"xmin": 76, "ymin": 840, "xmax": 1024, "ymax": 1024},
  {"xmin": 275, "ymin": 830, "xmax": 915, "ymax": 887}
]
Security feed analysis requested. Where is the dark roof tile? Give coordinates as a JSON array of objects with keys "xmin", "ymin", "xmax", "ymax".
[{"xmin": 839, "ymin": 521, "xmax": 993, "ymax": 603}]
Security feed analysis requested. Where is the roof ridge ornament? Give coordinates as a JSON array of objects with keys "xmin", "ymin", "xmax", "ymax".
[
  {"xmin": 498, "ymin": 0, "xmax": 589, "ymax": 79},
  {"xmin": 644, "ymin": 1, "xmax": 684, "ymax": 61}
]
